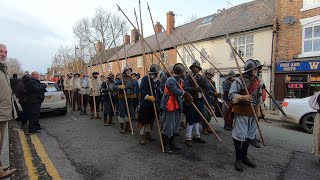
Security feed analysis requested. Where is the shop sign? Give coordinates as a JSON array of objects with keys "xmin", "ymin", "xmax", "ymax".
[
  {"xmin": 288, "ymin": 83, "xmax": 303, "ymax": 89},
  {"xmin": 276, "ymin": 60, "xmax": 320, "ymax": 72}
]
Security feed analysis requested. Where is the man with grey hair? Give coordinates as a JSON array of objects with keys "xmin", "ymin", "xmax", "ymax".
[{"xmin": 0, "ymin": 43, "xmax": 18, "ymax": 178}]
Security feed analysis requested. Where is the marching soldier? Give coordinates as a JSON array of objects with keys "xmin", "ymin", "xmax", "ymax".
[
  {"xmin": 101, "ymin": 73, "xmax": 116, "ymax": 126},
  {"xmin": 203, "ymin": 68, "xmax": 221, "ymax": 135},
  {"xmin": 184, "ymin": 60, "xmax": 211, "ymax": 147},
  {"xmin": 63, "ymin": 72, "xmax": 73, "ymax": 106},
  {"xmin": 228, "ymin": 59, "xmax": 261, "ymax": 171},
  {"xmin": 89, "ymin": 72, "xmax": 102, "ymax": 119},
  {"xmin": 80, "ymin": 73, "xmax": 89, "ymax": 115},
  {"xmin": 73, "ymin": 73, "xmax": 81, "ymax": 111},
  {"xmin": 222, "ymin": 70, "xmax": 236, "ymax": 131},
  {"xmin": 160, "ymin": 63, "xmax": 192, "ymax": 153},
  {"xmin": 114, "ymin": 66, "xmax": 137, "ymax": 133},
  {"xmin": 138, "ymin": 64, "xmax": 161, "ymax": 145}
]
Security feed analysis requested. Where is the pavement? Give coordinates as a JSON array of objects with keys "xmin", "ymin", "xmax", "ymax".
[
  {"xmin": 2, "ymin": 123, "xmax": 10, "ymax": 180},
  {"xmin": 8, "ymin": 109, "xmax": 320, "ymax": 180}
]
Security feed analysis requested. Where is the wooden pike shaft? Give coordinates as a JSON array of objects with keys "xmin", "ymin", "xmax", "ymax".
[
  {"xmin": 110, "ymin": 24, "xmax": 134, "ymax": 135},
  {"xmin": 226, "ymin": 37, "xmax": 265, "ymax": 145}
]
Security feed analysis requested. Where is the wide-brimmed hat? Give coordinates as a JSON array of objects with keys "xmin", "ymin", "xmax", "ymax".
[
  {"xmin": 74, "ymin": 73, "xmax": 80, "ymax": 77},
  {"xmin": 92, "ymin": 72, "xmax": 99, "ymax": 75},
  {"xmin": 205, "ymin": 68, "xmax": 215, "ymax": 76},
  {"xmin": 244, "ymin": 59, "xmax": 257, "ymax": 73},
  {"xmin": 255, "ymin": 60, "xmax": 264, "ymax": 71},
  {"xmin": 226, "ymin": 70, "xmax": 236, "ymax": 79},
  {"xmin": 189, "ymin": 60, "xmax": 202, "ymax": 71}
]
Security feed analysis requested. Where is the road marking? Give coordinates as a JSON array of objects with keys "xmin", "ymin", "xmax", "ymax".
[
  {"xmin": 30, "ymin": 135, "xmax": 62, "ymax": 180},
  {"xmin": 17, "ymin": 130, "xmax": 39, "ymax": 180}
]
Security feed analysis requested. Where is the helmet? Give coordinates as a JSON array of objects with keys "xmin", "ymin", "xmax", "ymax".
[
  {"xmin": 255, "ymin": 60, "xmax": 263, "ymax": 71},
  {"xmin": 226, "ymin": 70, "xmax": 236, "ymax": 79},
  {"xmin": 122, "ymin": 66, "xmax": 132, "ymax": 74},
  {"xmin": 205, "ymin": 68, "xmax": 215, "ymax": 76},
  {"xmin": 173, "ymin": 63, "xmax": 185, "ymax": 76},
  {"xmin": 149, "ymin": 64, "xmax": 160, "ymax": 74},
  {"xmin": 92, "ymin": 72, "xmax": 99, "ymax": 75},
  {"xmin": 166, "ymin": 64, "xmax": 174, "ymax": 74},
  {"xmin": 136, "ymin": 73, "xmax": 141, "ymax": 79},
  {"xmin": 159, "ymin": 70, "xmax": 165, "ymax": 78},
  {"xmin": 74, "ymin": 73, "xmax": 80, "ymax": 77},
  {"xmin": 189, "ymin": 60, "xmax": 202, "ymax": 71},
  {"xmin": 244, "ymin": 59, "xmax": 257, "ymax": 73},
  {"xmin": 107, "ymin": 73, "xmax": 114, "ymax": 78}
]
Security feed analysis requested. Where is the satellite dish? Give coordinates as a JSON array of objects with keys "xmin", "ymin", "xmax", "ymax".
[{"xmin": 283, "ymin": 16, "xmax": 296, "ymax": 25}]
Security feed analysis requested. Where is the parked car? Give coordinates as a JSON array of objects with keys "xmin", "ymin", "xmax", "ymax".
[
  {"xmin": 16, "ymin": 81, "xmax": 67, "ymax": 115},
  {"xmin": 279, "ymin": 96, "xmax": 317, "ymax": 134}
]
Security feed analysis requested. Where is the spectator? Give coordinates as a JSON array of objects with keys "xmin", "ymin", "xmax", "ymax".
[
  {"xmin": 16, "ymin": 74, "xmax": 31, "ymax": 130},
  {"xmin": 10, "ymin": 74, "xmax": 19, "ymax": 94},
  {"xmin": 310, "ymin": 92, "xmax": 320, "ymax": 162},
  {"xmin": 0, "ymin": 43, "xmax": 17, "ymax": 178},
  {"xmin": 25, "ymin": 71, "xmax": 47, "ymax": 134}
]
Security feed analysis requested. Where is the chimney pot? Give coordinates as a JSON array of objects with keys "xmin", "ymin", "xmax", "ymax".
[
  {"xmin": 166, "ymin": 11, "xmax": 175, "ymax": 35},
  {"xmin": 124, "ymin": 33, "xmax": 130, "ymax": 44},
  {"xmin": 131, "ymin": 29, "xmax": 139, "ymax": 43},
  {"xmin": 154, "ymin": 22, "xmax": 163, "ymax": 34}
]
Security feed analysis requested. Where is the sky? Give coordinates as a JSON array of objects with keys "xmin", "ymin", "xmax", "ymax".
[{"xmin": 0, "ymin": 0, "xmax": 249, "ymax": 74}]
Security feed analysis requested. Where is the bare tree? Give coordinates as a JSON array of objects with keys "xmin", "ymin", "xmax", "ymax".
[{"xmin": 6, "ymin": 58, "xmax": 23, "ymax": 77}]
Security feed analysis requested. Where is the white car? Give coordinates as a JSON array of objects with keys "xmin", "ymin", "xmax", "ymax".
[{"xmin": 279, "ymin": 96, "xmax": 317, "ymax": 134}]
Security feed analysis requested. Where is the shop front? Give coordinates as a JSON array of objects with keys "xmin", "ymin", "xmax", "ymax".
[{"xmin": 275, "ymin": 59, "xmax": 320, "ymax": 100}]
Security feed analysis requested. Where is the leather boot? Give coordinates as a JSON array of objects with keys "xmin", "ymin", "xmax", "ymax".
[
  {"xmin": 145, "ymin": 131, "xmax": 155, "ymax": 142},
  {"xmin": 185, "ymin": 140, "xmax": 193, "ymax": 147},
  {"xmin": 120, "ymin": 123, "xmax": 125, "ymax": 134},
  {"xmin": 202, "ymin": 128, "xmax": 209, "ymax": 135},
  {"xmin": 0, "ymin": 169, "xmax": 17, "ymax": 179},
  {"xmin": 90, "ymin": 111, "xmax": 94, "ymax": 119},
  {"xmin": 125, "ymin": 122, "xmax": 131, "ymax": 132},
  {"xmin": 169, "ymin": 136, "xmax": 181, "ymax": 150},
  {"xmin": 104, "ymin": 117, "xmax": 109, "ymax": 126},
  {"xmin": 162, "ymin": 134, "xmax": 173, "ymax": 154},
  {"xmin": 233, "ymin": 138, "xmax": 243, "ymax": 172},
  {"xmin": 242, "ymin": 139, "xmax": 256, "ymax": 168},
  {"xmin": 108, "ymin": 116, "xmax": 115, "ymax": 124},
  {"xmin": 194, "ymin": 138, "xmax": 206, "ymax": 143},
  {"xmin": 139, "ymin": 134, "xmax": 146, "ymax": 145}
]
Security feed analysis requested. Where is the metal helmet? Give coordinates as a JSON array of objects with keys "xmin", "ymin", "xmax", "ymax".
[
  {"xmin": 226, "ymin": 70, "xmax": 236, "ymax": 79},
  {"xmin": 205, "ymin": 68, "xmax": 215, "ymax": 76},
  {"xmin": 244, "ymin": 59, "xmax": 257, "ymax": 73},
  {"xmin": 189, "ymin": 60, "xmax": 202, "ymax": 71},
  {"xmin": 107, "ymin": 73, "xmax": 114, "ymax": 79},
  {"xmin": 149, "ymin": 64, "xmax": 160, "ymax": 74},
  {"xmin": 159, "ymin": 70, "xmax": 165, "ymax": 78},
  {"xmin": 255, "ymin": 60, "xmax": 263, "ymax": 71},
  {"xmin": 122, "ymin": 66, "xmax": 132, "ymax": 74},
  {"xmin": 92, "ymin": 71, "xmax": 99, "ymax": 75},
  {"xmin": 136, "ymin": 73, "xmax": 141, "ymax": 79},
  {"xmin": 173, "ymin": 63, "xmax": 185, "ymax": 76}
]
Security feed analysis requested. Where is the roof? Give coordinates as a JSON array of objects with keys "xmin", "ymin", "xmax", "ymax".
[{"xmin": 96, "ymin": 0, "xmax": 275, "ymax": 63}]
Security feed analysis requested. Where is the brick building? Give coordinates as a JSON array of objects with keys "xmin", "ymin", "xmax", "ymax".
[{"xmin": 274, "ymin": 0, "xmax": 320, "ymax": 100}]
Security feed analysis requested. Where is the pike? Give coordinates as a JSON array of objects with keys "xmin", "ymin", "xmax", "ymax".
[
  {"xmin": 144, "ymin": 3, "xmax": 221, "ymax": 141},
  {"xmin": 110, "ymin": 24, "xmax": 134, "ymax": 135},
  {"xmin": 136, "ymin": 1, "xmax": 164, "ymax": 152},
  {"xmin": 226, "ymin": 33, "xmax": 265, "ymax": 146}
]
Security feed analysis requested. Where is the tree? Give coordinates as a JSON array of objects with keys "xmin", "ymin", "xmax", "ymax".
[{"xmin": 6, "ymin": 58, "xmax": 23, "ymax": 78}]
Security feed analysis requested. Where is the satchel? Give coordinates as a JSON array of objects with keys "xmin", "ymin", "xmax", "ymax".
[{"xmin": 308, "ymin": 92, "xmax": 320, "ymax": 110}]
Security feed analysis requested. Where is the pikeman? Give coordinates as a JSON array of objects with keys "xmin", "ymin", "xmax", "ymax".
[
  {"xmin": 229, "ymin": 59, "xmax": 261, "ymax": 171},
  {"xmin": 89, "ymin": 72, "xmax": 102, "ymax": 119},
  {"xmin": 138, "ymin": 64, "xmax": 161, "ymax": 145},
  {"xmin": 73, "ymin": 73, "xmax": 81, "ymax": 111},
  {"xmin": 184, "ymin": 60, "xmax": 211, "ymax": 147},
  {"xmin": 80, "ymin": 73, "xmax": 89, "ymax": 115},
  {"xmin": 222, "ymin": 70, "xmax": 236, "ymax": 131},
  {"xmin": 63, "ymin": 72, "xmax": 73, "ymax": 107},
  {"xmin": 101, "ymin": 73, "xmax": 116, "ymax": 126},
  {"xmin": 203, "ymin": 68, "xmax": 221, "ymax": 135},
  {"xmin": 160, "ymin": 63, "xmax": 192, "ymax": 153},
  {"xmin": 114, "ymin": 66, "xmax": 137, "ymax": 133}
]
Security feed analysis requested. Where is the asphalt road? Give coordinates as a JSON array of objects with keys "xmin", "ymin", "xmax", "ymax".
[{"xmin": 9, "ymin": 109, "xmax": 320, "ymax": 180}]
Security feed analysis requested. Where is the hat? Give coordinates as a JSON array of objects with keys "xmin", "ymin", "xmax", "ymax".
[
  {"xmin": 173, "ymin": 63, "xmax": 185, "ymax": 76},
  {"xmin": 205, "ymin": 68, "xmax": 215, "ymax": 76},
  {"xmin": 255, "ymin": 60, "xmax": 263, "ymax": 71},
  {"xmin": 92, "ymin": 72, "xmax": 99, "ymax": 75},
  {"xmin": 244, "ymin": 59, "xmax": 257, "ymax": 73},
  {"xmin": 226, "ymin": 70, "xmax": 236, "ymax": 79},
  {"xmin": 74, "ymin": 73, "xmax": 80, "ymax": 77},
  {"xmin": 149, "ymin": 64, "xmax": 160, "ymax": 74},
  {"xmin": 189, "ymin": 60, "xmax": 202, "ymax": 71},
  {"xmin": 123, "ymin": 66, "xmax": 132, "ymax": 74},
  {"xmin": 107, "ymin": 73, "xmax": 114, "ymax": 78}
]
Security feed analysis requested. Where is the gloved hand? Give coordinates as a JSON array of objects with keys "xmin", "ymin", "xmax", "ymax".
[
  {"xmin": 118, "ymin": 85, "xmax": 126, "ymax": 90},
  {"xmin": 145, "ymin": 95, "xmax": 156, "ymax": 102},
  {"xmin": 195, "ymin": 86, "xmax": 203, "ymax": 93},
  {"xmin": 183, "ymin": 91, "xmax": 193, "ymax": 105}
]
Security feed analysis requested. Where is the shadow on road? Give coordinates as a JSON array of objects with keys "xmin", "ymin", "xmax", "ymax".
[{"xmin": 280, "ymin": 124, "xmax": 307, "ymax": 134}]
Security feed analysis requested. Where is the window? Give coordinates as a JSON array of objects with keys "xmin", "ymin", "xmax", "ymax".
[
  {"xmin": 303, "ymin": 25, "xmax": 320, "ymax": 53},
  {"xmin": 121, "ymin": 60, "xmax": 126, "ymax": 70},
  {"xmin": 161, "ymin": 51, "xmax": 169, "ymax": 64},
  {"xmin": 137, "ymin": 56, "xmax": 143, "ymax": 68},
  {"xmin": 108, "ymin": 63, "xmax": 112, "ymax": 71},
  {"xmin": 182, "ymin": 48, "xmax": 195, "ymax": 64},
  {"xmin": 200, "ymin": 48, "xmax": 208, "ymax": 63},
  {"xmin": 201, "ymin": 15, "xmax": 215, "ymax": 25},
  {"xmin": 230, "ymin": 34, "xmax": 254, "ymax": 59},
  {"xmin": 302, "ymin": 0, "xmax": 320, "ymax": 11}
]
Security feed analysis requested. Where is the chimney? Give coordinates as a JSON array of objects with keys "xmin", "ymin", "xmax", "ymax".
[
  {"xmin": 96, "ymin": 41, "xmax": 103, "ymax": 53},
  {"xmin": 131, "ymin": 29, "xmax": 139, "ymax": 43},
  {"xmin": 154, "ymin": 22, "xmax": 163, "ymax": 34},
  {"xmin": 124, "ymin": 33, "xmax": 130, "ymax": 44},
  {"xmin": 166, "ymin": 11, "xmax": 175, "ymax": 35}
]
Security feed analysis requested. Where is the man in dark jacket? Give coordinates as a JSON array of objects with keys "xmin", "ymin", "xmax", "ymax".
[
  {"xmin": 16, "ymin": 74, "xmax": 30, "ymax": 129},
  {"xmin": 25, "ymin": 71, "xmax": 47, "ymax": 134},
  {"xmin": 10, "ymin": 74, "xmax": 19, "ymax": 94}
]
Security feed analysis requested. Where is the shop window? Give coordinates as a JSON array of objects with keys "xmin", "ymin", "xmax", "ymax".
[
  {"xmin": 285, "ymin": 74, "xmax": 308, "ymax": 83},
  {"xmin": 285, "ymin": 74, "xmax": 308, "ymax": 98}
]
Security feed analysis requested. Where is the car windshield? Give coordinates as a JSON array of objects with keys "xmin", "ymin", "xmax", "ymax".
[{"xmin": 42, "ymin": 83, "xmax": 60, "ymax": 92}]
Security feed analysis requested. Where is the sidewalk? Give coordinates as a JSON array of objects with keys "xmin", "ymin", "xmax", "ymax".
[
  {"xmin": 265, "ymin": 110, "xmax": 281, "ymax": 121},
  {"xmin": 1, "ymin": 123, "xmax": 10, "ymax": 180}
]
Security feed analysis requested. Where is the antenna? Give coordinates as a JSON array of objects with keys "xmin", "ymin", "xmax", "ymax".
[
  {"xmin": 283, "ymin": 16, "xmax": 296, "ymax": 25},
  {"xmin": 226, "ymin": 0, "xmax": 234, "ymax": 8}
]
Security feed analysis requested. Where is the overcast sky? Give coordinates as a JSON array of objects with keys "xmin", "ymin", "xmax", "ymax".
[{"xmin": 0, "ymin": 0, "xmax": 248, "ymax": 74}]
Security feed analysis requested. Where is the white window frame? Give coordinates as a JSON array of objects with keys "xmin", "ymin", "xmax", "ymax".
[
  {"xmin": 301, "ymin": 0, "xmax": 320, "ymax": 11},
  {"xmin": 108, "ymin": 63, "xmax": 112, "ymax": 71},
  {"xmin": 137, "ymin": 56, "xmax": 143, "ymax": 68},
  {"xmin": 161, "ymin": 51, "xmax": 169, "ymax": 64},
  {"xmin": 299, "ymin": 15, "xmax": 320, "ymax": 58},
  {"xmin": 230, "ymin": 34, "xmax": 254, "ymax": 59},
  {"xmin": 182, "ymin": 48, "xmax": 195, "ymax": 64},
  {"xmin": 121, "ymin": 60, "xmax": 126, "ymax": 70}
]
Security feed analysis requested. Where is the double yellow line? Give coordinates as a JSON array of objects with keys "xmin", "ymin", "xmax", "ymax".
[{"xmin": 17, "ymin": 129, "xmax": 62, "ymax": 180}]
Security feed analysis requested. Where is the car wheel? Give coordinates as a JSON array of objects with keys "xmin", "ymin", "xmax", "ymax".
[
  {"xmin": 58, "ymin": 109, "xmax": 67, "ymax": 115},
  {"xmin": 301, "ymin": 113, "xmax": 316, "ymax": 134}
]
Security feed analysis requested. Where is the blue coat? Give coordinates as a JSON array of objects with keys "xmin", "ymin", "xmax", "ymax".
[
  {"xmin": 140, "ymin": 75, "xmax": 161, "ymax": 108},
  {"xmin": 160, "ymin": 76, "xmax": 184, "ymax": 112}
]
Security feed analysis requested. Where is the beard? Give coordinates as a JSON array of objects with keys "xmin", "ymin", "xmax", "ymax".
[{"xmin": 0, "ymin": 57, "xmax": 7, "ymax": 64}]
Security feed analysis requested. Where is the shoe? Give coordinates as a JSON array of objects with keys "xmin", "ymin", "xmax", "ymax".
[
  {"xmin": 90, "ymin": 113, "xmax": 94, "ymax": 119},
  {"xmin": 242, "ymin": 156, "xmax": 256, "ymax": 168},
  {"xmin": 251, "ymin": 139, "xmax": 261, "ymax": 148},
  {"xmin": 104, "ymin": 118, "xmax": 109, "ymax": 126},
  {"xmin": 80, "ymin": 111, "xmax": 85, "ymax": 115},
  {"xmin": 224, "ymin": 125, "xmax": 233, "ymax": 131},
  {"xmin": 28, "ymin": 130, "xmax": 40, "ymax": 134},
  {"xmin": 21, "ymin": 124, "xmax": 28, "ymax": 131},
  {"xmin": 139, "ymin": 134, "xmax": 146, "ymax": 145},
  {"xmin": 162, "ymin": 135, "xmax": 173, "ymax": 154},
  {"xmin": 120, "ymin": 123, "xmax": 125, "ymax": 134},
  {"xmin": 185, "ymin": 140, "xmax": 193, "ymax": 147},
  {"xmin": 108, "ymin": 117, "xmax": 115, "ymax": 124},
  {"xmin": 235, "ymin": 159, "xmax": 243, "ymax": 172},
  {"xmin": 202, "ymin": 129, "xmax": 209, "ymax": 135},
  {"xmin": 194, "ymin": 138, "xmax": 206, "ymax": 143},
  {"xmin": 169, "ymin": 138, "xmax": 181, "ymax": 150},
  {"xmin": 207, "ymin": 127, "xmax": 214, "ymax": 134},
  {"xmin": 0, "ymin": 169, "xmax": 16, "ymax": 179},
  {"xmin": 145, "ymin": 132, "xmax": 155, "ymax": 142}
]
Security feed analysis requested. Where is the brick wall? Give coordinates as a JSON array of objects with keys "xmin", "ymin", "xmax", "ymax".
[{"xmin": 276, "ymin": 0, "xmax": 320, "ymax": 61}]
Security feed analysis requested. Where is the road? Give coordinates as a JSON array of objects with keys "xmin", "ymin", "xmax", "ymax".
[{"xmin": 9, "ymin": 110, "xmax": 320, "ymax": 180}]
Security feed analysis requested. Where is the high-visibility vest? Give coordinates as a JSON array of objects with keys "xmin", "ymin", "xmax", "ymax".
[{"xmin": 164, "ymin": 80, "xmax": 183, "ymax": 111}]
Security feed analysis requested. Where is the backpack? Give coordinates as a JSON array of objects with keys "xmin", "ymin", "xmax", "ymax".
[{"xmin": 308, "ymin": 92, "xmax": 320, "ymax": 110}]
